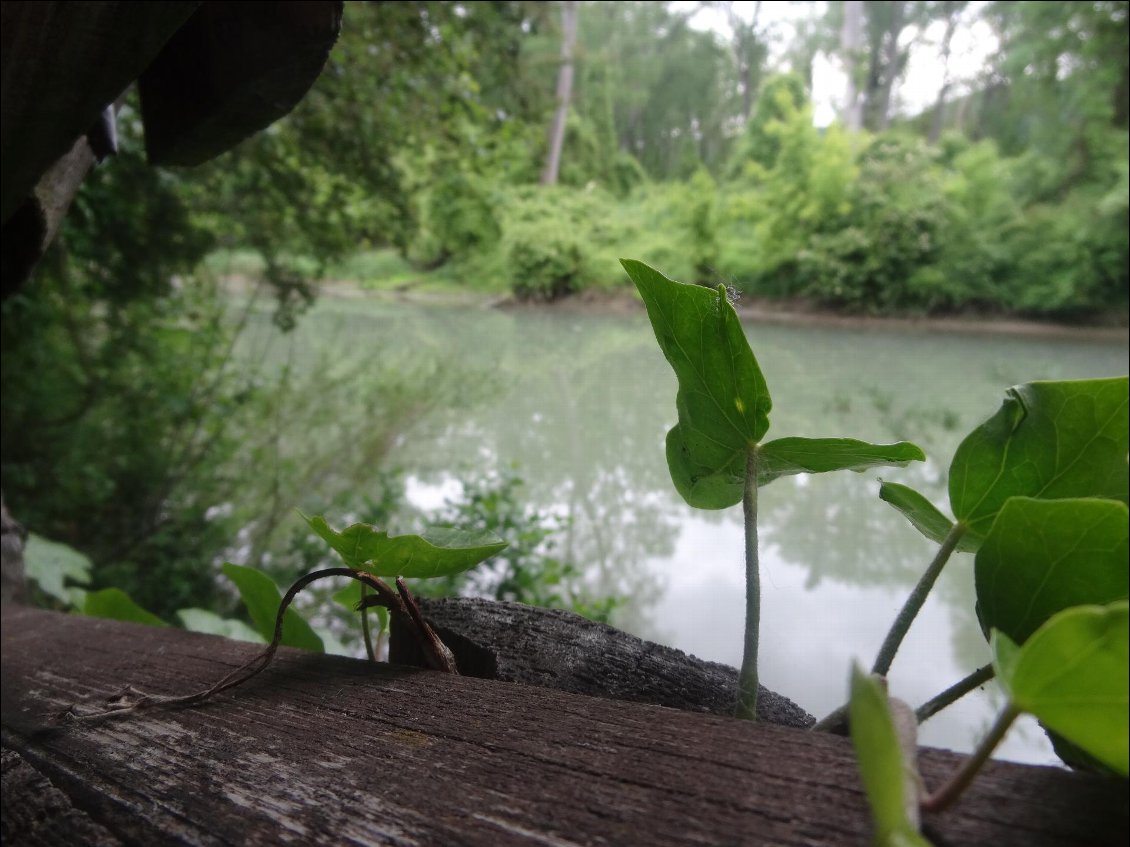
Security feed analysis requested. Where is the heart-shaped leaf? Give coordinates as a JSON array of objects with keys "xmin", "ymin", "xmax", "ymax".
[
  {"xmin": 992, "ymin": 602, "xmax": 1129, "ymax": 776},
  {"xmin": 222, "ymin": 563, "xmax": 324, "ymax": 652},
  {"xmin": 757, "ymin": 438, "xmax": 925, "ymax": 486},
  {"xmin": 878, "ymin": 481, "xmax": 980, "ymax": 552},
  {"xmin": 303, "ymin": 514, "xmax": 506, "ymax": 578},
  {"xmin": 977, "ymin": 498, "xmax": 1129, "ymax": 644},
  {"xmin": 949, "ymin": 378, "xmax": 1129, "ymax": 539},
  {"xmin": 624, "ymin": 259, "xmax": 770, "ymax": 510},
  {"xmin": 849, "ymin": 665, "xmax": 932, "ymax": 847}
]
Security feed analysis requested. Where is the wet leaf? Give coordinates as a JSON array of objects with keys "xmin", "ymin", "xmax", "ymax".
[
  {"xmin": 83, "ymin": 588, "xmax": 166, "ymax": 627},
  {"xmin": 757, "ymin": 438, "xmax": 925, "ymax": 486},
  {"xmin": 949, "ymin": 378, "xmax": 1129, "ymax": 538},
  {"xmin": 849, "ymin": 665, "xmax": 932, "ymax": 847},
  {"xmin": 624, "ymin": 259, "xmax": 770, "ymax": 509},
  {"xmin": 303, "ymin": 514, "xmax": 506, "ymax": 578},
  {"xmin": 877, "ymin": 482, "xmax": 980, "ymax": 552},
  {"xmin": 992, "ymin": 602, "xmax": 1129, "ymax": 776},
  {"xmin": 222, "ymin": 563, "xmax": 324, "ymax": 652},
  {"xmin": 976, "ymin": 498, "xmax": 1129, "ymax": 644}
]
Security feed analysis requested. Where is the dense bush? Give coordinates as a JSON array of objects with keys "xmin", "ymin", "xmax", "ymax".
[{"xmin": 424, "ymin": 169, "xmax": 502, "ymax": 263}]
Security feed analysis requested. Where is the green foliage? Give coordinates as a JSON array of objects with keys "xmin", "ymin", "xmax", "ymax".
[
  {"xmin": 849, "ymin": 666, "xmax": 932, "ymax": 847},
  {"xmin": 947, "ymin": 379, "xmax": 1129, "ymax": 538},
  {"xmin": 176, "ymin": 608, "xmax": 265, "ymax": 644},
  {"xmin": 412, "ymin": 471, "xmax": 620, "ymax": 622},
  {"xmin": 992, "ymin": 603, "xmax": 1129, "ymax": 776},
  {"xmin": 625, "ymin": 260, "xmax": 923, "ymax": 510},
  {"xmin": 23, "ymin": 533, "xmax": 92, "ymax": 608},
  {"xmin": 975, "ymin": 499, "xmax": 1129, "ymax": 644},
  {"xmin": 301, "ymin": 514, "xmax": 507, "ymax": 579},
  {"xmin": 83, "ymin": 588, "xmax": 167, "ymax": 628},
  {"xmin": 728, "ymin": 74, "xmax": 809, "ymax": 177},
  {"xmin": 506, "ymin": 221, "xmax": 590, "ymax": 301},
  {"xmin": 424, "ymin": 169, "xmax": 502, "ymax": 263},
  {"xmin": 876, "ymin": 482, "xmax": 979, "ymax": 553},
  {"xmin": 221, "ymin": 563, "xmax": 324, "ymax": 651}
]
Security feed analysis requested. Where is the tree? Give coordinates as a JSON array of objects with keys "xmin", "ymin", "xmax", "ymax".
[{"xmin": 542, "ymin": 1, "xmax": 579, "ymax": 185}]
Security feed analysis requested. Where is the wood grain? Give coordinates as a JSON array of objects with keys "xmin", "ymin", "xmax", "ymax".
[{"xmin": 2, "ymin": 605, "xmax": 1126, "ymax": 846}]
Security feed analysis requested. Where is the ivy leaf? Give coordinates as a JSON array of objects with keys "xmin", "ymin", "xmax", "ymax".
[
  {"xmin": 302, "ymin": 514, "xmax": 506, "ymax": 578},
  {"xmin": 976, "ymin": 499, "xmax": 1129, "ymax": 644},
  {"xmin": 757, "ymin": 438, "xmax": 925, "ymax": 486},
  {"xmin": 992, "ymin": 602, "xmax": 1129, "ymax": 776},
  {"xmin": 849, "ymin": 665, "xmax": 932, "ymax": 847},
  {"xmin": 878, "ymin": 482, "xmax": 980, "ymax": 553},
  {"xmin": 949, "ymin": 378, "xmax": 1129, "ymax": 539},
  {"xmin": 176, "ymin": 608, "xmax": 266, "ymax": 644},
  {"xmin": 83, "ymin": 588, "xmax": 166, "ymax": 627},
  {"xmin": 222, "ymin": 563, "xmax": 324, "ymax": 652},
  {"xmin": 623, "ymin": 259, "xmax": 771, "ymax": 510}
]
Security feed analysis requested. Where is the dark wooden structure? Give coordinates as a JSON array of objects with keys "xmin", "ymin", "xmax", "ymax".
[{"xmin": 2, "ymin": 606, "xmax": 1126, "ymax": 846}]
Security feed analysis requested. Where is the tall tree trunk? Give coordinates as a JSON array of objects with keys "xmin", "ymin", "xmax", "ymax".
[
  {"xmin": 840, "ymin": 0, "xmax": 864, "ymax": 132},
  {"xmin": 541, "ymin": 0, "xmax": 578, "ymax": 187},
  {"xmin": 929, "ymin": 5, "xmax": 962, "ymax": 143},
  {"xmin": 874, "ymin": 1, "xmax": 906, "ymax": 130}
]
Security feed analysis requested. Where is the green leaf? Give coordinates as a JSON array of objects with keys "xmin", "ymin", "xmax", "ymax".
[
  {"xmin": 302, "ymin": 514, "xmax": 506, "ymax": 578},
  {"xmin": 878, "ymin": 482, "xmax": 980, "ymax": 553},
  {"xmin": 23, "ymin": 533, "xmax": 92, "ymax": 606},
  {"xmin": 176, "ymin": 608, "xmax": 266, "ymax": 644},
  {"xmin": 757, "ymin": 438, "xmax": 925, "ymax": 486},
  {"xmin": 622, "ymin": 259, "xmax": 770, "ymax": 510},
  {"xmin": 992, "ymin": 602, "xmax": 1129, "ymax": 776},
  {"xmin": 976, "ymin": 498, "xmax": 1129, "ymax": 644},
  {"xmin": 221, "ymin": 563, "xmax": 324, "ymax": 652},
  {"xmin": 949, "ymin": 378, "xmax": 1129, "ymax": 538},
  {"xmin": 849, "ymin": 665, "xmax": 932, "ymax": 847},
  {"xmin": 82, "ymin": 588, "xmax": 166, "ymax": 627}
]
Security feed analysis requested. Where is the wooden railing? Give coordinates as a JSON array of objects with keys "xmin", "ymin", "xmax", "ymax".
[{"xmin": 2, "ymin": 606, "xmax": 1125, "ymax": 845}]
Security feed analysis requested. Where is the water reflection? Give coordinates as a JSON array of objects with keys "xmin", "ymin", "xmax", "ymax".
[{"xmin": 256, "ymin": 297, "xmax": 1126, "ymax": 764}]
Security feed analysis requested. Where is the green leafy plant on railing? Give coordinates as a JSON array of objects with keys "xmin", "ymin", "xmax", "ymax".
[
  {"xmin": 59, "ymin": 516, "xmax": 506, "ymax": 721},
  {"xmin": 621, "ymin": 258, "xmax": 1128, "ymax": 842},
  {"xmin": 621, "ymin": 258, "xmax": 925, "ymax": 719}
]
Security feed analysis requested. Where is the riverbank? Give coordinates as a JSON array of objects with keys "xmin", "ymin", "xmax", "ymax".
[{"xmin": 310, "ymin": 277, "xmax": 1130, "ymax": 345}]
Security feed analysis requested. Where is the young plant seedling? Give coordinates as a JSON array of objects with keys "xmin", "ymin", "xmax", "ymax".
[
  {"xmin": 819, "ymin": 377, "xmax": 1130, "ymax": 732},
  {"xmin": 850, "ymin": 601, "xmax": 1128, "ymax": 843},
  {"xmin": 60, "ymin": 515, "xmax": 506, "ymax": 721},
  {"xmin": 621, "ymin": 259, "xmax": 925, "ymax": 719}
]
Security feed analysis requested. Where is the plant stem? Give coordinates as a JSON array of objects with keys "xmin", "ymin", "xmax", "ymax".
[
  {"xmin": 922, "ymin": 703, "xmax": 1019, "ymax": 813},
  {"xmin": 871, "ymin": 523, "xmax": 966, "ymax": 676},
  {"xmin": 360, "ymin": 582, "xmax": 376, "ymax": 662},
  {"xmin": 736, "ymin": 447, "xmax": 760, "ymax": 721},
  {"xmin": 916, "ymin": 664, "xmax": 995, "ymax": 724}
]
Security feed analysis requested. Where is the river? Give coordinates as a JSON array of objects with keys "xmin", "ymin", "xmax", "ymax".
[{"xmin": 239, "ymin": 293, "xmax": 1128, "ymax": 765}]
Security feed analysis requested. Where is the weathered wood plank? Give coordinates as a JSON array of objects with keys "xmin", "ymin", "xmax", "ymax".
[{"xmin": 2, "ymin": 605, "xmax": 1126, "ymax": 846}]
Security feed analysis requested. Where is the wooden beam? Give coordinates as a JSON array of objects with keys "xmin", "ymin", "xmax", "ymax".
[{"xmin": 2, "ymin": 606, "xmax": 1126, "ymax": 846}]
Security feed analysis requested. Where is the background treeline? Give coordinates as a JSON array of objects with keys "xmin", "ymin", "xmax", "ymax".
[{"xmin": 2, "ymin": 0, "xmax": 1127, "ymax": 626}]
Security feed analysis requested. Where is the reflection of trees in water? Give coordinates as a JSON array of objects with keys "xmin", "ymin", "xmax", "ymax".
[{"xmin": 391, "ymin": 308, "xmax": 686, "ymax": 627}]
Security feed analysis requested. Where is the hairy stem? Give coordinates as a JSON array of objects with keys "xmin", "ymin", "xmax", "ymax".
[
  {"xmin": 872, "ymin": 523, "xmax": 966, "ymax": 676},
  {"xmin": 922, "ymin": 702, "xmax": 1019, "ymax": 814},
  {"xmin": 916, "ymin": 664, "xmax": 995, "ymax": 724},
  {"xmin": 735, "ymin": 447, "xmax": 760, "ymax": 721}
]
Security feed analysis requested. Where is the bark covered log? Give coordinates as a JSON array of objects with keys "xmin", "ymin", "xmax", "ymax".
[{"xmin": 390, "ymin": 597, "xmax": 815, "ymax": 728}]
